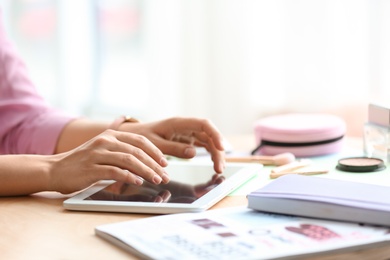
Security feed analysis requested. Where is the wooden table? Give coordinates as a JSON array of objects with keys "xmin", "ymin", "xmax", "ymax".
[
  {"xmin": 2, "ymin": 192, "xmax": 390, "ymax": 259},
  {"xmin": 2, "ymin": 136, "xmax": 390, "ymax": 259},
  {"xmin": 0, "ymin": 192, "xmax": 247, "ymax": 259}
]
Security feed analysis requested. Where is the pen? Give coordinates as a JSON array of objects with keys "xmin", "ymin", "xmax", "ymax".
[
  {"xmin": 271, "ymin": 159, "xmax": 312, "ymax": 174},
  {"xmin": 270, "ymin": 168, "xmax": 329, "ymax": 179},
  {"xmin": 226, "ymin": 152, "xmax": 295, "ymax": 166}
]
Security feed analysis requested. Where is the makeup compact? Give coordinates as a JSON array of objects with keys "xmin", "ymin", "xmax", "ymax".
[
  {"xmin": 252, "ymin": 113, "xmax": 346, "ymax": 157},
  {"xmin": 336, "ymin": 157, "xmax": 386, "ymax": 173}
]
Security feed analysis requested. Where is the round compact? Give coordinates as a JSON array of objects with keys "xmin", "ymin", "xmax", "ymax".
[
  {"xmin": 336, "ymin": 157, "xmax": 386, "ymax": 173},
  {"xmin": 252, "ymin": 113, "xmax": 346, "ymax": 157}
]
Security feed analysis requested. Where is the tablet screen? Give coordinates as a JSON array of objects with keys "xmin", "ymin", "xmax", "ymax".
[
  {"xmin": 85, "ymin": 174, "xmax": 226, "ymax": 204},
  {"xmin": 85, "ymin": 170, "xmax": 228, "ymax": 204},
  {"xmin": 63, "ymin": 161, "xmax": 261, "ymax": 214}
]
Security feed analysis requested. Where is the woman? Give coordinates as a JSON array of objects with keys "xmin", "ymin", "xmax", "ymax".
[{"xmin": 0, "ymin": 12, "xmax": 225, "ymax": 196}]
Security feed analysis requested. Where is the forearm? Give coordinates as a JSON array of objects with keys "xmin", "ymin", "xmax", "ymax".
[
  {"xmin": 55, "ymin": 118, "xmax": 110, "ymax": 153},
  {"xmin": 0, "ymin": 154, "xmax": 54, "ymax": 196}
]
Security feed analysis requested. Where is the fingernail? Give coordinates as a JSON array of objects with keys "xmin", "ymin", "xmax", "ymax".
[
  {"xmin": 153, "ymin": 175, "xmax": 162, "ymax": 184},
  {"xmin": 134, "ymin": 177, "xmax": 143, "ymax": 186},
  {"xmin": 161, "ymin": 172, "xmax": 170, "ymax": 183},
  {"xmin": 160, "ymin": 156, "xmax": 168, "ymax": 166},
  {"xmin": 216, "ymin": 160, "xmax": 225, "ymax": 173},
  {"xmin": 184, "ymin": 147, "xmax": 196, "ymax": 157}
]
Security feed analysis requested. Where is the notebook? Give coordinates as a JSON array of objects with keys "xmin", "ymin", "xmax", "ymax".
[{"xmin": 247, "ymin": 174, "xmax": 390, "ymax": 226}]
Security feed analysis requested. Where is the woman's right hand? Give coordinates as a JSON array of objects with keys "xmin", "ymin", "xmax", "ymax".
[{"xmin": 48, "ymin": 129, "xmax": 170, "ymax": 194}]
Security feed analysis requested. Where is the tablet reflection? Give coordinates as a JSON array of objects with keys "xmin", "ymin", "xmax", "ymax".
[{"xmin": 85, "ymin": 173, "xmax": 226, "ymax": 204}]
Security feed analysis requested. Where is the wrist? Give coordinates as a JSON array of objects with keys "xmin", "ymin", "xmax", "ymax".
[
  {"xmin": 109, "ymin": 116, "xmax": 140, "ymax": 130},
  {"xmin": 44, "ymin": 154, "xmax": 62, "ymax": 193}
]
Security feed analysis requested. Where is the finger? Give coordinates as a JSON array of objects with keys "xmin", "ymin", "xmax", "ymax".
[
  {"xmin": 99, "ymin": 151, "xmax": 169, "ymax": 185},
  {"xmin": 172, "ymin": 120, "xmax": 226, "ymax": 173},
  {"xmin": 170, "ymin": 118, "xmax": 225, "ymax": 151},
  {"xmin": 157, "ymin": 135, "xmax": 225, "ymax": 173},
  {"xmin": 160, "ymin": 132, "xmax": 216, "ymax": 159},
  {"xmin": 192, "ymin": 132, "xmax": 226, "ymax": 173},
  {"xmin": 172, "ymin": 135, "xmax": 195, "ymax": 145},
  {"xmin": 96, "ymin": 131, "xmax": 169, "ymax": 183},
  {"xmin": 114, "ymin": 131, "xmax": 169, "ymax": 167},
  {"xmin": 211, "ymin": 174, "xmax": 226, "ymax": 184},
  {"xmin": 156, "ymin": 138, "xmax": 197, "ymax": 159},
  {"xmin": 85, "ymin": 165, "xmax": 144, "ymax": 186},
  {"xmin": 155, "ymin": 190, "xmax": 171, "ymax": 202},
  {"xmin": 83, "ymin": 135, "xmax": 167, "ymax": 184},
  {"xmin": 204, "ymin": 146, "xmax": 225, "ymax": 173}
]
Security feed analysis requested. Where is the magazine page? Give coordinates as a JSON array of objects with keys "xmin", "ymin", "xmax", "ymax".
[{"xmin": 95, "ymin": 206, "xmax": 390, "ymax": 260}]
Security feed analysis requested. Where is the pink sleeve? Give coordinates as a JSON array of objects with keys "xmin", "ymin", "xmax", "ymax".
[{"xmin": 0, "ymin": 12, "xmax": 76, "ymax": 155}]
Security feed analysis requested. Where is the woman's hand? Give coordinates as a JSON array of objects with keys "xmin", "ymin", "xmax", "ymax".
[
  {"xmin": 118, "ymin": 117, "xmax": 226, "ymax": 173},
  {"xmin": 0, "ymin": 117, "xmax": 225, "ymax": 196},
  {"xmin": 48, "ymin": 129, "xmax": 170, "ymax": 194}
]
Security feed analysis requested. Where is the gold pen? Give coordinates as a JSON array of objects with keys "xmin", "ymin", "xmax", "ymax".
[
  {"xmin": 226, "ymin": 152, "xmax": 295, "ymax": 166},
  {"xmin": 270, "ymin": 168, "xmax": 329, "ymax": 179}
]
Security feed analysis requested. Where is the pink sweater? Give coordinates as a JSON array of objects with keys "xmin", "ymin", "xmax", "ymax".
[{"xmin": 0, "ymin": 14, "xmax": 75, "ymax": 155}]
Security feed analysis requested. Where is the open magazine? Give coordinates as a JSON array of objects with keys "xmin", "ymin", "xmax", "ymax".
[{"xmin": 95, "ymin": 206, "xmax": 390, "ymax": 259}]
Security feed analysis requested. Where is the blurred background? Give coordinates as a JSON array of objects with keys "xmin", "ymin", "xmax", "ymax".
[{"xmin": 1, "ymin": 0, "xmax": 389, "ymax": 138}]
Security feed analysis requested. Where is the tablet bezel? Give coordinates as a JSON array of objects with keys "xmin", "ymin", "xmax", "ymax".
[{"xmin": 63, "ymin": 161, "xmax": 261, "ymax": 214}]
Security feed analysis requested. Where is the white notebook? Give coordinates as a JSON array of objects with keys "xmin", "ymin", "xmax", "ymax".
[{"xmin": 247, "ymin": 174, "xmax": 390, "ymax": 226}]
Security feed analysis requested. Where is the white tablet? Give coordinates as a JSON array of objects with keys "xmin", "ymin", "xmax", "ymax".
[{"xmin": 63, "ymin": 161, "xmax": 261, "ymax": 214}]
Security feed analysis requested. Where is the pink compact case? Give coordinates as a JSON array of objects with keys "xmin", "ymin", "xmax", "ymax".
[{"xmin": 252, "ymin": 113, "xmax": 346, "ymax": 157}]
